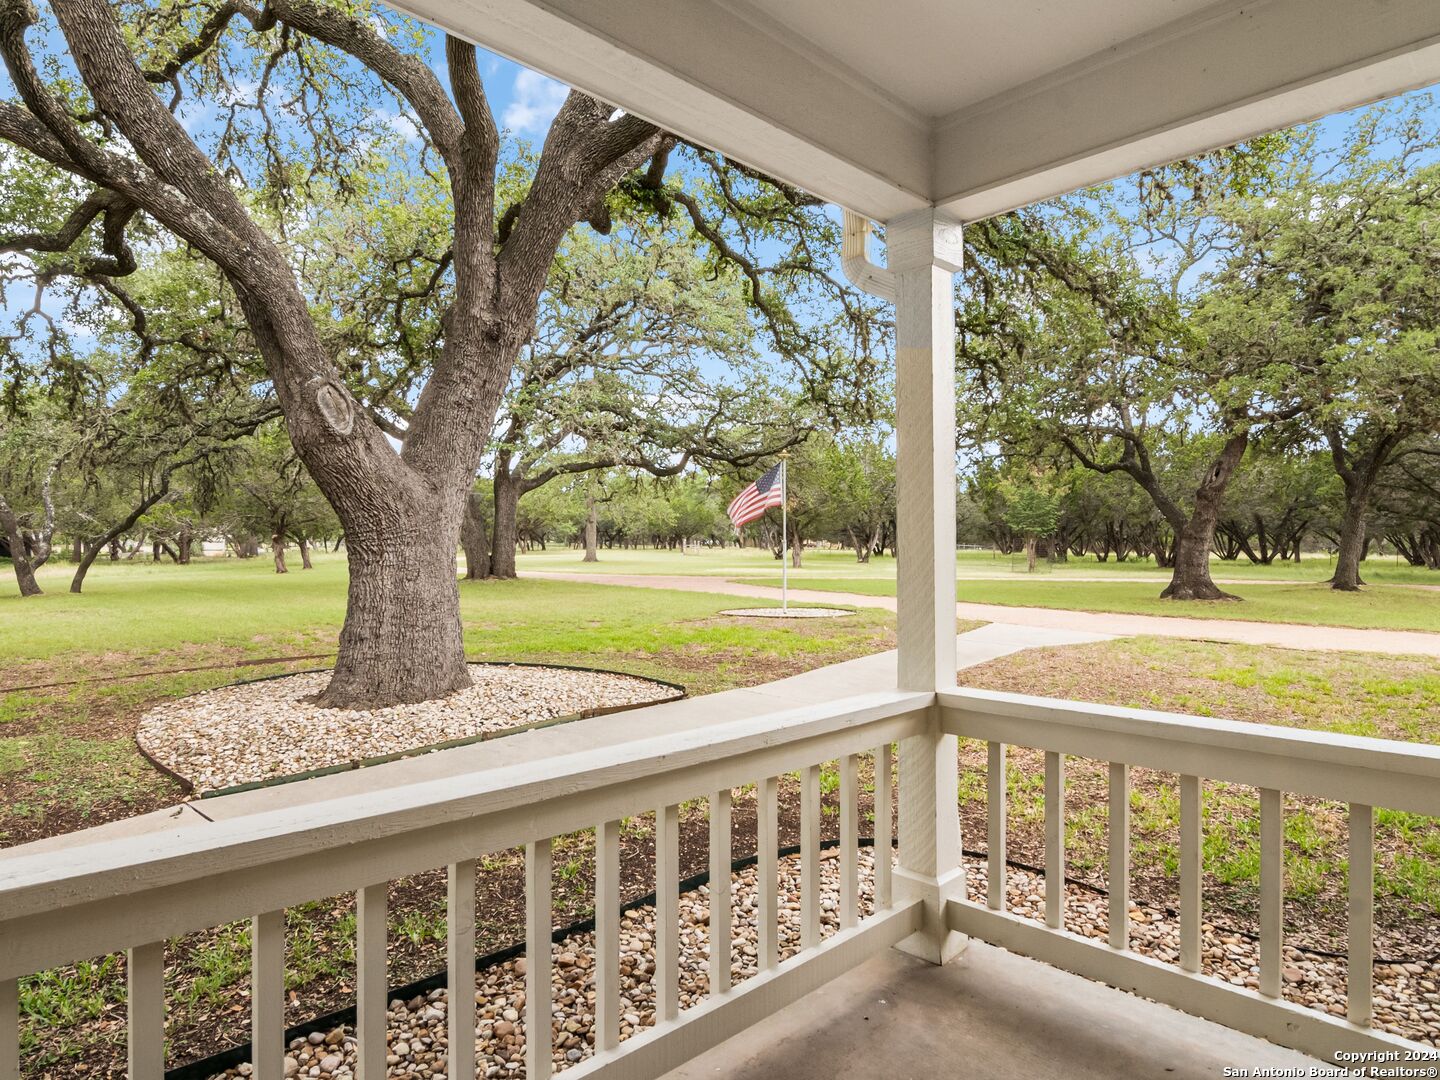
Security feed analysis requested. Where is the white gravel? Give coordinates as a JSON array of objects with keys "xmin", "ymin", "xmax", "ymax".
[
  {"xmin": 207, "ymin": 851, "xmax": 1438, "ymax": 1079},
  {"xmin": 138, "ymin": 665, "xmax": 677, "ymax": 793},
  {"xmin": 717, "ymin": 607, "xmax": 854, "ymax": 619}
]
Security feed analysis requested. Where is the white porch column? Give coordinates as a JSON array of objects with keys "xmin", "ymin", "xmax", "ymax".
[{"xmin": 889, "ymin": 208, "xmax": 966, "ymax": 964}]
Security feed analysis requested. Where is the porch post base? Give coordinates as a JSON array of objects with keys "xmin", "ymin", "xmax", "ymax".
[{"xmin": 893, "ymin": 864, "xmax": 968, "ymax": 964}]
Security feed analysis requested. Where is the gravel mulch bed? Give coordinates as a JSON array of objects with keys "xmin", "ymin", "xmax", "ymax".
[
  {"xmin": 137, "ymin": 665, "xmax": 678, "ymax": 793},
  {"xmin": 208, "ymin": 851, "xmax": 1437, "ymax": 1080},
  {"xmin": 717, "ymin": 607, "xmax": 854, "ymax": 619}
]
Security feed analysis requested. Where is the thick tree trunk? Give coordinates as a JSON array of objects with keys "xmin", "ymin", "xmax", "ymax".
[
  {"xmin": 107, "ymin": 538, "xmax": 120, "ymax": 561},
  {"xmin": 1158, "ymin": 438, "xmax": 1246, "ymax": 601},
  {"xmin": 298, "ymin": 536, "xmax": 313, "ymax": 570},
  {"xmin": 271, "ymin": 534, "xmax": 288, "ymax": 574},
  {"xmin": 178, "ymin": 526, "xmax": 192, "ymax": 565},
  {"xmin": 1025, "ymin": 536, "xmax": 1038, "ymax": 573},
  {"xmin": 490, "ymin": 473, "xmax": 521, "ymax": 579},
  {"xmin": 583, "ymin": 496, "xmax": 598, "ymax": 562},
  {"xmin": 460, "ymin": 493, "xmax": 491, "ymax": 580},
  {"xmin": 1329, "ymin": 480, "xmax": 1373, "ymax": 591},
  {"xmin": 319, "ymin": 512, "xmax": 471, "ymax": 708},
  {"xmin": 0, "ymin": 499, "xmax": 42, "ymax": 596}
]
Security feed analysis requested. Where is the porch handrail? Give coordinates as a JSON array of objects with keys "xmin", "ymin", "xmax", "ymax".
[
  {"xmin": 0, "ymin": 689, "xmax": 931, "ymax": 1080},
  {"xmin": 938, "ymin": 686, "xmax": 1440, "ymax": 1063}
]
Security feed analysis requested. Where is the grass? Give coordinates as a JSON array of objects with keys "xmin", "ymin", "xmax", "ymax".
[
  {"xmin": 0, "ymin": 551, "xmax": 898, "ymax": 848},
  {"xmin": 732, "ymin": 574, "xmax": 1440, "ymax": 633},
  {"xmin": 962, "ymin": 637, "xmax": 1440, "ymax": 949}
]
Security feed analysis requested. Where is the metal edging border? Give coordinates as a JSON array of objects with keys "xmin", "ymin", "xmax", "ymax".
[{"xmin": 130, "ymin": 661, "xmax": 686, "ymax": 801}]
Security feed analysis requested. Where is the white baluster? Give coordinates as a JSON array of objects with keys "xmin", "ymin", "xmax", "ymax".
[
  {"xmin": 987, "ymin": 742, "xmax": 1007, "ymax": 912},
  {"xmin": 251, "ymin": 910, "xmax": 285, "ymax": 1080},
  {"xmin": 1179, "ymin": 775, "xmax": 1202, "ymax": 974},
  {"xmin": 1259, "ymin": 788, "xmax": 1284, "ymax": 998},
  {"xmin": 709, "ymin": 791, "xmax": 733, "ymax": 994},
  {"xmin": 526, "ymin": 839, "xmax": 553, "ymax": 1079},
  {"xmin": 839, "ymin": 754, "xmax": 859, "ymax": 930},
  {"xmin": 875, "ymin": 743, "xmax": 893, "ymax": 909},
  {"xmin": 656, "ymin": 804, "xmax": 680, "ymax": 1023},
  {"xmin": 1044, "ymin": 751, "xmax": 1065, "ymax": 930},
  {"xmin": 447, "ymin": 861, "xmax": 477, "ymax": 1080},
  {"xmin": 759, "ymin": 775, "xmax": 780, "ymax": 970},
  {"xmin": 356, "ymin": 884, "xmax": 387, "ymax": 1080},
  {"xmin": 1109, "ymin": 762, "xmax": 1130, "ymax": 950},
  {"xmin": 801, "ymin": 765, "xmax": 822, "ymax": 949},
  {"xmin": 0, "ymin": 977, "xmax": 16, "ymax": 1080},
  {"xmin": 1348, "ymin": 803, "xmax": 1374, "ymax": 1025},
  {"xmin": 596, "ymin": 819, "xmax": 621, "ymax": 1050},
  {"xmin": 127, "ymin": 941, "xmax": 165, "ymax": 1080}
]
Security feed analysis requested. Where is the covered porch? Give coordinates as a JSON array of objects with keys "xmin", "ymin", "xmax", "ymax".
[{"xmin": 5, "ymin": 1, "xmax": 1440, "ymax": 1078}]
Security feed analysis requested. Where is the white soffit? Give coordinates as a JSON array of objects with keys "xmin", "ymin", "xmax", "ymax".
[{"xmin": 403, "ymin": 0, "xmax": 1440, "ymax": 221}]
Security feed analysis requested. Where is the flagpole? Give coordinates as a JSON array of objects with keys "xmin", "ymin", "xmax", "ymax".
[{"xmin": 780, "ymin": 454, "xmax": 789, "ymax": 612}]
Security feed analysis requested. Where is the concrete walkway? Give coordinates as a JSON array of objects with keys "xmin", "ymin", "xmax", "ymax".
[
  {"xmin": 535, "ymin": 571, "xmax": 1440, "ymax": 657},
  {"xmin": 662, "ymin": 941, "xmax": 1323, "ymax": 1080}
]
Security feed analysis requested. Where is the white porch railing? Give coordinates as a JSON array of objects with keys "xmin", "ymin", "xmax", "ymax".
[
  {"xmin": 0, "ymin": 690, "xmax": 930, "ymax": 1080},
  {"xmin": 940, "ymin": 687, "xmax": 1440, "ymax": 1063},
  {"xmin": 1, "ymin": 685, "xmax": 1438, "ymax": 1078}
]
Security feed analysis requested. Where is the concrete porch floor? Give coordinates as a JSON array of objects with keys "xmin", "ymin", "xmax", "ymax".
[{"xmin": 663, "ymin": 940, "xmax": 1324, "ymax": 1080}]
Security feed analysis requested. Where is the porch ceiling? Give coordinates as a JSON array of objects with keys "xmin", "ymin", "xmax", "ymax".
[{"xmin": 396, "ymin": 0, "xmax": 1440, "ymax": 221}]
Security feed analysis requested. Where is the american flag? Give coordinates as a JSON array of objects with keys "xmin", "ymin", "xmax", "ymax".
[{"xmin": 726, "ymin": 463, "xmax": 785, "ymax": 528}]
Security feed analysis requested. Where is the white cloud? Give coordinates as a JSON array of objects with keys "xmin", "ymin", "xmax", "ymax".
[{"xmin": 502, "ymin": 69, "xmax": 568, "ymax": 135}]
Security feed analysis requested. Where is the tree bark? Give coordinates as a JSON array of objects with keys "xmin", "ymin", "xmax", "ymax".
[
  {"xmin": 1158, "ymin": 435, "xmax": 1248, "ymax": 601},
  {"xmin": 321, "ymin": 508, "xmax": 471, "ymax": 707},
  {"xmin": 460, "ymin": 492, "xmax": 491, "ymax": 579},
  {"xmin": 490, "ymin": 472, "xmax": 521, "ymax": 579},
  {"xmin": 298, "ymin": 536, "xmax": 313, "ymax": 569},
  {"xmin": 271, "ymin": 534, "xmax": 288, "ymax": 574},
  {"xmin": 583, "ymin": 495, "xmax": 598, "ymax": 562},
  {"xmin": 0, "ymin": 497, "xmax": 43, "ymax": 596},
  {"xmin": 177, "ymin": 526, "xmax": 192, "ymax": 564},
  {"xmin": 1325, "ymin": 428, "xmax": 1397, "ymax": 592},
  {"xmin": 1025, "ymin": 536, "xmax": 1038, "ymax": 573}
]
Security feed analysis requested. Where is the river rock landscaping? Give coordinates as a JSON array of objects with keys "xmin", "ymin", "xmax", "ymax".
[
  {"xmin": 137, "ymin": 664, "xmax": 679, "ymax": 792},
  {"xmin": 204, "ymin": 850, "xmax": 1438, "ymax": 1080}
]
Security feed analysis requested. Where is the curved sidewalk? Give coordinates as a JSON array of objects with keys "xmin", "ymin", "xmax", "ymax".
[{"xmin": 532, "ymin": 571, "xmax": 1440, "ymax": 658}]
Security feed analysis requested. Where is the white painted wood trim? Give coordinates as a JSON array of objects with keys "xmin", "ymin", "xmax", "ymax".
[
  {"xmin": 1044, "ymin": 751, "xmax": 1065, "ymax": 931},
  {"xmin": 1348, "ymin": 803, "xmax": 1374, "ymax": 1027},
  {"xmin": 356, "ymin": 883, "xmax": 388, "ymax": 1080},
  {"xmin": 251, "ymin": 910, "xmax": 285, "ymax": 1080},
  {"xmin": 874, "ymin": 744, "xmax": 893, "ymax": 910},
  {"xmin": 1259, "ymin": 789, "xmax": 1283, "ymax": 1000},
  {"xmin": 0, "ymin": 699, "xmax": 929, "ymax": 980},
  {"xmin": 526, "ymin": 839, "xmax": 552, "ymax": 1080},
  {"xmin": 708, "ymin": 792, "xmax": 732, "ymax": 995},
  {"xmin": 1179, "ymin": 775, "xmax": 1202, "ymax": 974},
  {"xmin": 838, "ymin": 754, "xmax": 859, "ymax": 930},
  {"xmin": 986, "ymin": 742, "xmax": 1006, "ymax": 912},
  {"xmin": 946, "ymin": 899, "xmax": 1416, "ymax": 1063},
  {"xmin": 758, "ymin": 776, "xmax": 780, "ymax": 972},
  {"xmin": 596, "ymin": 819, "xmax": 621, "ymax": 1051},
  {"xmin": 0, "ymin": 692, "xmax": 928, "ymax": 923},
  {"xmin": 800, "ymin": 766, "xmax": 821, "ymax": 950},
  {"xmin": 0, "ymin": 978, "xmax": 15, "ymax": 1080},
  {"xmin": 1108, "ymin": 762, "xmax": 1130, "ymax": 952},
  {"xmin": 562, "ymin": 901, "xmax": 923, "ymax": 1080},
  {"xmin": 655, "ymin": 804, "xmax": 680, "ymax": 1024},
  {"xmin": 448, "ymin": 860, "xmax": 477, "ymax": 1080},
  {"xmin": 126, "ymin": 940, "xmax": 165, "ymax": 1080},
  {"xmin": 940, "ymin": 689, "xmax": 1440, "ymax": 816}
]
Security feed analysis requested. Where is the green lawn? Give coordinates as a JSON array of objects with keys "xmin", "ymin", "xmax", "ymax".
[
  {"xmin": 519, "ymin": 543, "xmax": 1440, "ymax": 585},
  {"xmin": 0, "ymin": 552, "xmax": 897, "ymax": 846},
  {"xmin": 964, "ymin": 637, "xmax": 1440, "ymax": 953},
  {"xmin": 733, "ymin": 575, "xmax": 1440, "ymax": 632}
]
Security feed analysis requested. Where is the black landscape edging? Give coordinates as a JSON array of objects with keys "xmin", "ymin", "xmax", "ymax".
[
  {"xmin": 164, "ymin": 836, "xmax": 875, "ymax": 1080},
  {"xmin": 131, "ymin": 661, "xmax": 685, "ymax": 800}
]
